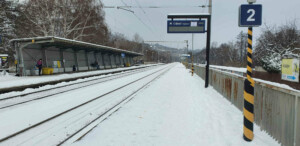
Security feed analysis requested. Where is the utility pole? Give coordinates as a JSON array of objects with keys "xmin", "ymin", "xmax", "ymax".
[
  {"xmin": 185, "ymin": 40, "xmax": 189, "ymax": 54},
  {"xmin": 209, "ymin": 0, "xmax": 212, "ymax": 14},
  {"xmin": 192, "ymin": 34, "xmax": 194, "ymax": 76},
  {"xmin": 185, "ymin": 40, "xmax": 189, "ymax": 66}
]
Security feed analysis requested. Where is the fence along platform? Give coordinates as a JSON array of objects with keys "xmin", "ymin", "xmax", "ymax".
[{"xmin": 193, "ymin": 65, "xmax": 300, "ymax": 146}]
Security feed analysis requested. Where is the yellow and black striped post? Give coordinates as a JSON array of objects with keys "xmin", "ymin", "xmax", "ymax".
[
  {"xmin": 192, "ymin": 56, "xmax": 194, "ymax": 76},
  {"xmin": 243, "ymin": 27, "xmax": 255, "ymax": 141}
]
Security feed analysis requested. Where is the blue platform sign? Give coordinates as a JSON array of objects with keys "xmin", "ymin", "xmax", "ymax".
[
  {"xmin": 167, "ymin": 20, "xmax": 205, "ymax": 33},
  {"xmin": 121, "ymin": 53, "xmax": 125, "ymax": 58},
  {"xmin": 239, "ymin": 4, "xmax": 262, "ymax": 27}
]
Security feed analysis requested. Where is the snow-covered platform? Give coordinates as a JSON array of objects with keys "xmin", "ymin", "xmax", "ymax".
[{"xmin": 73, "ymin": 63, "xmax": 279, "ymax": 146}]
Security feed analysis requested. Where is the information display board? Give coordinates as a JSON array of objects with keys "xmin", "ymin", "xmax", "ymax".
[
  {"xmin": 281, "ymin": 58, "xmax": 299, "ymax": 82},
  {"xmin": 167, "ymin": 20, "xmax": 205, "ymax": 33}
]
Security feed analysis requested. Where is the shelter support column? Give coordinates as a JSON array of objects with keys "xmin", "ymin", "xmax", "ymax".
[
  {"xmin": 18, "ymin": 44, "xmax": 25, "ymax": 76},
  {"xmin": 114, "ymin": 54, "xmax": 118, "ymax": 67},
  {"xmin": 102, "ymin": 53, "xmax": 106, "ymax": 69},
  {"xmin": 74, "ymin": 50, "xmax": 79, "ymax": 71},
  {"xmin": 85, "ymin": 51, "xmax": 90, "ymax": 70},
  {"xmin": 59, "ymin": 48, "xmax": 65, "ymax": 73},
  {"xmin": 42, "ymin": 48, "xmax": 48, "ymax": 67},
  {"xmin": 109, "ymin": 54, "xmax": 113, "ymax": 68},
  {"xmin": 94, "ymin": 52, "xmax": 99, "ymax": 70}
]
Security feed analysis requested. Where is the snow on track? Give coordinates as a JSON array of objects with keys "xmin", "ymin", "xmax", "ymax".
[
  {"xmin": 0, "ymin": 64, "xmax": 171, "ymax": 145},
  {"xmin": 0, "ymin": 64, "xmax": 156, "ymax": 89},
  {"xmin": 73, "ymin": 63, "xmax": 279, "ymax": 146},
  {"xmin": 0, "ymin": 65, "xmax": 160, "ymax": 109}
]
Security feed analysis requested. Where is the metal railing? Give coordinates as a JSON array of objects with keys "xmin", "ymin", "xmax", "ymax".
[{"xmin": 193, "ymin": 65, "xmax": 300, "ymax": 146}]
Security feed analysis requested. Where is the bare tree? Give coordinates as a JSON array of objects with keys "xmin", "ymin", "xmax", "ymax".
[
  {"xmin": 236, "ymin": 31, "xmax": 247, "ymax": 63},
  {"xmin": 133, "ymin": 33, "xmax": 143, "ymax": 43},
  {"xmin": 15, "ymin": 0, "xmax": 109, "ymax": 44}
]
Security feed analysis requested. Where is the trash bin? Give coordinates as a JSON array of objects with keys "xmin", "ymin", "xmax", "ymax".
[{"xmin": 42, "ymin": 68, "xmax": 54, "ymax": 75}]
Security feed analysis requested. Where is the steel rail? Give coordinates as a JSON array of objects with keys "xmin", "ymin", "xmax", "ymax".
[
  {"xmin": 58, "ymin": 65, "xmax": 173, "ymax": 145},
  {"xmin": 0, "ymin": 66, "xmax": 160, "ymax": 109}
]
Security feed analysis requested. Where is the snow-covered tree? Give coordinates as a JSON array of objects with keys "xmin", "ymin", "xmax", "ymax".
[
  {"xmin": 255, "ymin": 23, "xmax": 300, "ymax": 73},
  {"xmin": 0, "ymin": 0, "xmax": 18, "ymax": 51}
]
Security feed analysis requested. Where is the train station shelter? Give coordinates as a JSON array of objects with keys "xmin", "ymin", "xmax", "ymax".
[{"xmin": 10, "ymin": 37, "xmax": 143, "ymax": 76}]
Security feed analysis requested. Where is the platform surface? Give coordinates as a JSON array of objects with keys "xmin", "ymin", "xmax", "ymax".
[{"xmin": 73, "ymin": 63, "xmax": 279, "ymax": 146}]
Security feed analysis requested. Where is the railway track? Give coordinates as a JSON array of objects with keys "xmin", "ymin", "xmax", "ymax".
[
  {"xmin": 0, "ymin": 64, "xmax": 174, "ymax": 146},
  {"xmin": 0, "ymin": 65, "xmax": 159, "ymax": 94},
  {"xmin": 0, "ymin": 65, "xmax": 161, "ymax": 109}
]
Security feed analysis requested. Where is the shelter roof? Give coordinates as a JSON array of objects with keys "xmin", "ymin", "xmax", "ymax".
[{"xmin": 10, "ymin": 36, "xmax": 143, "ymax": 56}]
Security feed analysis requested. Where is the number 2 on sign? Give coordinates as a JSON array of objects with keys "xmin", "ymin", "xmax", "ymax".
[{"xmin": 247, "ymin": 9, "xmax": 255, "ymax": 22}]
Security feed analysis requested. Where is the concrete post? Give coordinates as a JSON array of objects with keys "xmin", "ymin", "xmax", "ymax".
[{"xmin": 294, "ymin": 95, "xmax": 299, "ymax": 146}]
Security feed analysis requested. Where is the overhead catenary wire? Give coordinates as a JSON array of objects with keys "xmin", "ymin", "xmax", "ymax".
[
  {"xmin": 134, "ymin": 0, "xmax": 146, "ymax": 14},
  {"xmin": 104, "ymin": 5, "xmax": 209, "ymax": 9},
  {"xmin": 132, "ymin": 0, "xmax": 163, "ymax": 41},
  {"xmin": 104, "ymin": 0, "xmax": 209, "ymax": 48},
  {"xmin": 117, "ymin": 0, "xmax": 162, "ymax": 40}
]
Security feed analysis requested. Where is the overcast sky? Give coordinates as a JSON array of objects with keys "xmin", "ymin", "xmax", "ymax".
[{"xmin": 102, "ymin": 0, "xmax": 300, "ymax": 50}]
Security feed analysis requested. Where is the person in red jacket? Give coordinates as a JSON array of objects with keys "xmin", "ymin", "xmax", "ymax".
[{"xmin": 36, "ymin": 59, "xmax": 42, "ymax": 76}]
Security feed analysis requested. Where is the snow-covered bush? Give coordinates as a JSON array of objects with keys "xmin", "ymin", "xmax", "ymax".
[
  {"xmin": 260, "ymin": 53, "xmax": 281, "ymax": 73},
  {"xmin": 254, "ymin": 22, "xmax": 300, "ymax": 73}
]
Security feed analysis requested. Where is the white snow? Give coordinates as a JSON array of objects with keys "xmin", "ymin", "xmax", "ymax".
[
  {"xmin": 73, "ymin": 63, "xmax": 279, "ymax": 146},
  {"xmin": 210, "ymin": 65, "xmax": 247, "ymax": 73},
  {"xmin": 0, "ymin": 71, "xmax": 17, "ymax": 82},
  {"xmin": 0, "ymin": 64, "xmax": 169, "ymax": 145},
  {"xmin": 196, "ymin": 64, "xmax": 300, "ymax": 92},
  {"xmin": 253, "ymin": 78, "xmax": 300, "ymax": 93}
]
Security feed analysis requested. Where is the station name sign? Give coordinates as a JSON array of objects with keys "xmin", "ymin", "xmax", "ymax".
[{"xmin": 167, "ymin": 20, "xmax": 205, "ymax": 33}]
